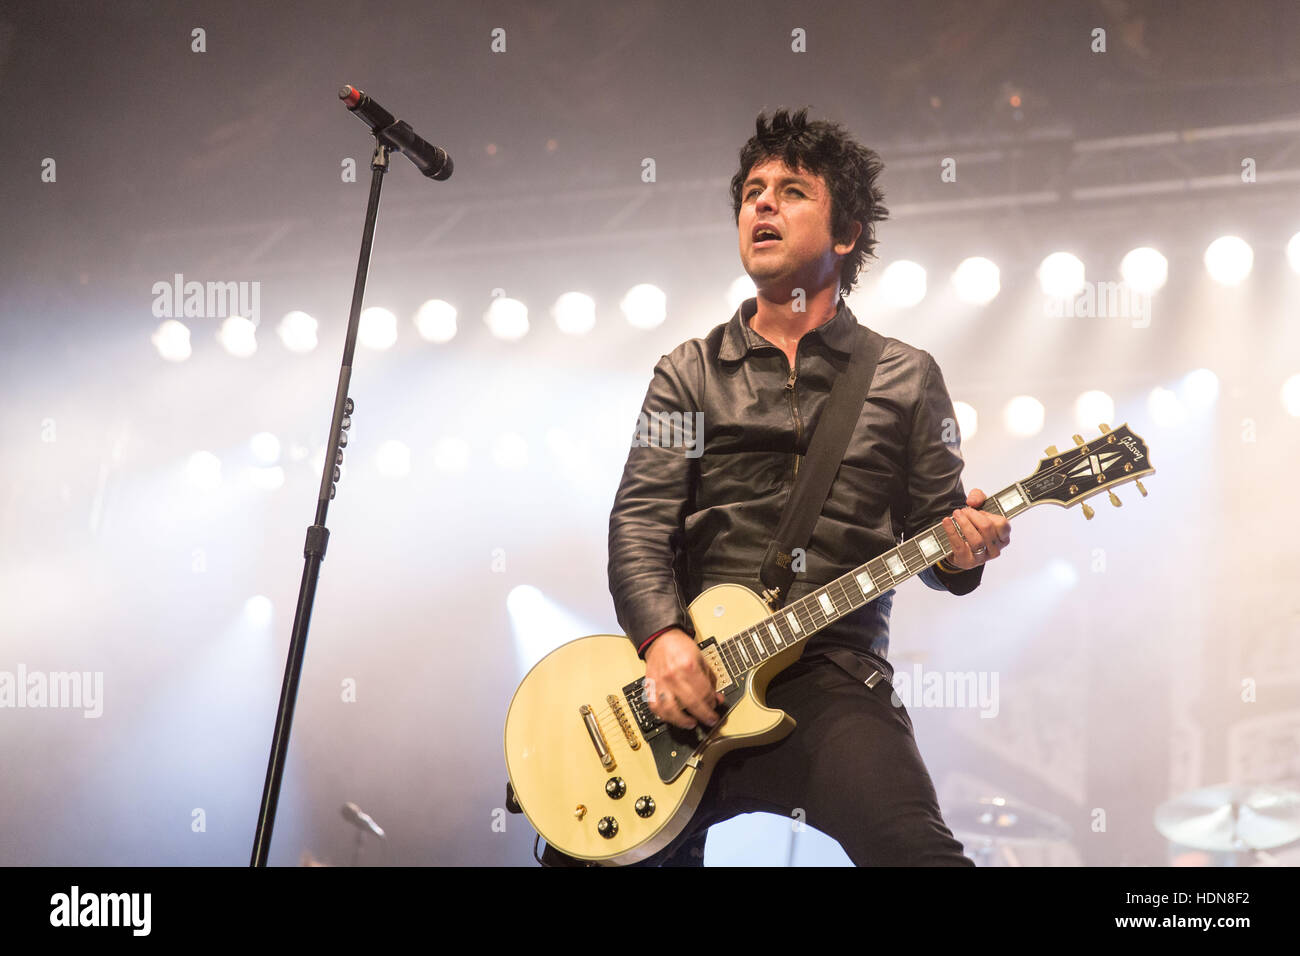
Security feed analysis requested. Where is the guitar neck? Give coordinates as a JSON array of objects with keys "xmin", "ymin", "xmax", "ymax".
[{"xmin": 712, "ymin": 482, "xmax": 1032, "ymax": 677}]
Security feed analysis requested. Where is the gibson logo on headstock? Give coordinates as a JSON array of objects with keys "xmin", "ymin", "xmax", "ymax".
[{"xmin": 1119, "ymin": 436, "xmax": 1145, "ymax": 461}]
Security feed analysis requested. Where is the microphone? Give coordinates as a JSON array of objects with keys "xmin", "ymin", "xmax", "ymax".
[
  {"xmin": 340, "ymin": 801, "xmax": 386, "ymax": 838},
  {"xmin": 339, "ymin": 85, "xmax": 453, "ymax": 181}
]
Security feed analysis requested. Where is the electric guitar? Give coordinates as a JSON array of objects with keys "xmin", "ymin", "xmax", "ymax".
[{"xmin": 504, "ymin": 424, "xmax": 1155, "ymax": 864}]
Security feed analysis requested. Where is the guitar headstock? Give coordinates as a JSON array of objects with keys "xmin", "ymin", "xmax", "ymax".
[{"xmin": 1020, "ymin": 423, "xmax": 1154, "ymax": 518}]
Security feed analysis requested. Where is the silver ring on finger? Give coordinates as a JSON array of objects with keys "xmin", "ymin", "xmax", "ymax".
[{"xmin": 973, "ymin": 544, "xmax": 987, "ymax": 556}]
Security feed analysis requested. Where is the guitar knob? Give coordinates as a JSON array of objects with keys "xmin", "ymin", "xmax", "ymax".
[
  {"xmin": 605, "ymin": 777, "xmax": 626, "ymax": 799},
  {"xmin": 1082, "ymin": 503, "xmax": 1094, "ymax": 520},
  {"xmin": 1109, "ymin": 491, "xmax": 1122, "ymax": 507},
  {"xmin": 597, "ymin": 816, "xmax": 619, "ymax": 839},
  {"xmin": 1135, "ymin": 480, "xmax": 1148, "ymax": 497},
  {"xmin": 635, "ymin": 796, "xmax": 656, "ymax": 818}
]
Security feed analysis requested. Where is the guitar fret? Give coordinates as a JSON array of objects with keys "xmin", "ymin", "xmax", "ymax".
[
  {"xmin": 767, "ymin": 621, "xmax": 786, "ymax": 649},
  {"xmin": 816, "ymin": 591, "xmax": 835, "ymax": 619},
  {"xmin": 869, "ymin": 559, "xmax": 893, "ymax": 592},
  {"xmin": 899, "ymin": 540, "xmax": 924, "ymax": 573},
  {"xmin": 752, "ymin": 626, "xmax": 774, "ymax": 657}
]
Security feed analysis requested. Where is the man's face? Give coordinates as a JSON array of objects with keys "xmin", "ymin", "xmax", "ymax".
[{"xmin": 737, "ymin": 157, "xmax": 859, "ymax": 299}]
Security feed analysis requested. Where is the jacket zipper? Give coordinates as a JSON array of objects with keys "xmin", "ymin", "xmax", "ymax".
[{"xmin": 785, "ymin": 362, "xmax": 802, "ymax": 478}]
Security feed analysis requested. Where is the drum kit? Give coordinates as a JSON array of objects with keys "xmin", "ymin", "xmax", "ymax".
[{"xmin": 949, "ymin": 783, "xmax": 1300, "ymax": 866}]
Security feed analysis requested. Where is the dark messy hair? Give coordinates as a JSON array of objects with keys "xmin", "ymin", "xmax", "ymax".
[{"xmin": 729, "ymin": 108, "xmax": 890, "ymax": 296}]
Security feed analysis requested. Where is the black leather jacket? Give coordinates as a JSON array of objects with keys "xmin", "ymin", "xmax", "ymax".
[{"xmin": 608, "ymin": 296, "xmax": 982, "ymax": 668}]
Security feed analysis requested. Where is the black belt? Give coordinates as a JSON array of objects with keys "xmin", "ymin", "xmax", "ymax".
[{"xmin": 823, "ymin": 647, "xmax": 893, "ymax": 690}]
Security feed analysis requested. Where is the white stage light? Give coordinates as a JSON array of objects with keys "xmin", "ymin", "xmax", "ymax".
[
  {"xmin": 219, "ymin": 316, "xmax": 257, "ymax": 357},
  {"xmin": 485, "ymin": 297, "xmax": 530, "ymax": 341},
  {"xmin": 244, "ymin": 595, "xmax": 274, "ymax": 628},
  {"xmin": 727, "ymin": 275, "xmax": 757, "ymax": 312},
  {"xmin": 1148, "ymin": 386, "xmax": 1186, "ymax": 427},
  {"xmin": 1003, "ymin": 395, "xmax": 1046, "ymax": 437},
  {"xmin": 250, "ymin": 432, "xmax": 281, "ymax": 465},
  {"xmin": 1283, "ymin": 374, "xmax": 1300, "ymax": 417},
  {"xmin": 359, "ymin": 307, "xmax": 398, "ymax": 350},
  {"xmin": 879, "ymin": 260, "xmax": 927, "ymax": 308},
  {"xmin": 277, "ymin": 311, "xmax": 318, "ymax": 353},
  {"xmin": 951, "ymin": 257, "xmax": 1000, "ymax": 305},
  {"xmin": 415, "ymin": 300, "xmax": 458, "ymax": 343},
  {"xmin": 1120, "ymin": 247, "xmax": 1168, "ymax": 295},
  {"xmin": 1204, "ymin": 236, "xmax": 1253, "ymax": 286},
  {"xmin": 553, "ymin": 292, "xmax": 596, "ymax": 336},
  {"xmin": 1074, "ymin": 391, "xmax": 1115, "ymax": 431},
  {"xmin": 1037, "ymin": 252, "xmax": 1085, "ymax": 299},
  {"xmin": 1181, "ymin": 369, "xmax": 1219, "ymax": 410},
  {"xmin": 187, "ymin": 451, "xmax": 222, "ymax": 491},
  {"xmin": 432, "ymin": 437, "xmax": 471, "ymax": 472},
  {"xmin": 621, "ymin": 284, "xmax": 667, "ymax": 330},
  {"xmin": 1287, "ymin": 232, "xmax": 1300, "ymax": 275},
  {"xmin": 492, "ymin": 433, "xmax": 529, "ymax": 469},
  {"xmin": 953, "ymin": 400, "xmax": 978, "ymax": 442},
  {"xmin": 375, "ymin": 440, "xmax": 411, "ymax": 478},
  {"xmin": 152, "ymin": 319, "xmax": 192, "ymax": 361},
  {"xmin": 506, "ymin": 585, "xmax": 599, "ymax": 674}
]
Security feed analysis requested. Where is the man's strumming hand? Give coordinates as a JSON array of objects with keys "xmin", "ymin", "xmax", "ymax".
[{"xmin": 643, "ymin": 629, "xmax": 725, "ymax": 731}]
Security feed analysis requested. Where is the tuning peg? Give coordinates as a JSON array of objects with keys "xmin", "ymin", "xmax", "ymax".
[
  {"xmin": 1082, "ymin": 503, "xmax": 1095, "ymax": 520},
  {"xmin": 1072, "ymin": 434, "xmax": 1085, "ymax": 446},
  {"xmin": 1108, "ymin": 491, "xmax": 1122, "ymax": 507},
  {"xmin": 1098, "ymin": 423, "xmax": 1111, "ymax": 433},
  {"xmin": 1045, "ymin": 445, "xmax": 1059, "ymax": 457},
  {"xmin": 1135, "ymin": 480, "xmax": 1147, "ymax": 497}
]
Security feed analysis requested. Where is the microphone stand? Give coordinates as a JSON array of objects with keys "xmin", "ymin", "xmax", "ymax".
[{"xmin": 249, "ymin": 141, "xmax": 392, "ymax": 867}]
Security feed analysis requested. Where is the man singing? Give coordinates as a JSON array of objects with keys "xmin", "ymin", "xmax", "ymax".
[{"xmin": 604, "ymin": 108, "xmax": 1011, "ymax": 866}]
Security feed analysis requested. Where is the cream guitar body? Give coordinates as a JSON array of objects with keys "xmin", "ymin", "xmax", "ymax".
[
  {"xmin": 504, "ymin": 583, "xmax": 799, "ymax": 865},
  {"xmin": 503, "ymin": 424, "xmax": 1155, "ymax": 866}
]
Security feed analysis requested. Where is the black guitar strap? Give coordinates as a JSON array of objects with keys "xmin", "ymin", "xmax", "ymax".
[{"xmin": 759, "ymin": 322, "xmax": 885, "ymax": 611}]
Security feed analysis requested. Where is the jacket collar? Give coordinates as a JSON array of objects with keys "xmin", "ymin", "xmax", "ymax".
[{"xmin": 719, "ymin": 295, "xmax": 860, "ymax": 361}]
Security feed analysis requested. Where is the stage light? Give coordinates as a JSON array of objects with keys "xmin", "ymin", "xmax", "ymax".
[
  {"xmin": 250, "ymin": 432, "xmax": 281, "ymax": 466},
  {"xmin": 621, "ymin": 284, "xmax": 667, "ymax": 330},
  {"xmin": 1204, "ymin": 236, "xmax": 1253, "ymax": 286},
  {"xmin": 492, "ymin": 433, "xmax": 529, "ymax": 469},
  {"xmin": 218, "ymin": 316, "xmax": 257, "ymax": 358},
  {"xmin": 1037, "ymin": 252, "xmax": 1085, "ymax": 299},
  {"xmin": 1074, "ymin": 391, "xmax": 1115, "ymax": 431},
  {"xmin": 415, "ymin": 299, "xmax": 458, "ymax": 343},
  {"xmin": 1047, "ymin": 559, "xmax": 1078, "ymax": 588},
  {"xmin": 879, "ymin": 260, "xmax": 927, "ymax": 308},
  {"xmin": 953, "ymin": 400, "xmax": 978, "ymax": 442},
  {"xmin": 151, "ymin": 319, "xmax": 192, "ymax": 361},
  {"xmin": 1280, "ymin": 374, "xmax": 1300, "ymax": 417},
  {"xmin": 244, "ymin": 595, "xmax": 274, "ymax": 629},
  {"xmin": 1180, "ymin": 368, "xmax": 1219, "ymax": 411},
  {"xmin": 187, "ymin": 451, "xmax": 222, "ymax": 491},
  {"xmin": 727, "ymin": 275, "xmax": 757, "ymax": 312},
  {"xmin": 359, "ymin": 307, "xmax": 398, "ymax": 350},
  {"xmin": 553, "ymin": 292, "xmax": 596, "ymax": 336},
  {"xmin": 1147, "ymin": 386, "xmax": 1186, "ymax": 427},
  {"xmin": 1003, "ymin": 395, "xmax": 1045, "ymax": 437},
  {"xmin": 485, "ymin": 296, "xmax": 529, "ymax": 341},
  {"xmin": 506, "ymin": 585, "xmax": 599, "ymax": 674},
  {"xmin": 1287, "ymin": 233, "xmax": 1300, "ymax": 275},
  {"xmin": 951, "ymin": 257, "xmax": 1000, "ymax": 305},
  {"xmin": 277, "ymin": 311, "xmax": 318, "ymax": 353},
  {"xmin": 432, "ymin": 436, "xmax": 471, "ymax": 472},
  {"xmin": 1120, "ymin": 247, "xmax": 1168, "ymax": 295},
  {"xmin": 375, "ymin": 440, "xmax": 411, "ymax": 478}
]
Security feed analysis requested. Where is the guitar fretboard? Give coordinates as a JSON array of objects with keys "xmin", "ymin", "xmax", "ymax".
[{"xmin": 714, "ymin": 482, "xmax": 1032, "ymax": 679}]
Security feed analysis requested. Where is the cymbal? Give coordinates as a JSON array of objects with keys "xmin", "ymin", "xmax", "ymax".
[
  {"xmin": 1155, "ymin": 783, "xmax": 1300, "ymax": 851},
  {"xmin": 947, "ymin": 796, "xmax": 1071, "ymax": 842}
]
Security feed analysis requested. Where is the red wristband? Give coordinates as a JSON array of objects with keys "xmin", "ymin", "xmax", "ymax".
[{"xmin": 638, "ymin": 626, "xmax": 675, "ymax": 658}]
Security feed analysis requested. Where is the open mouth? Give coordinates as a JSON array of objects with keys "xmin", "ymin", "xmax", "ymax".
[{"xmin": 752, "ymin": 225, "xmax": 782, "ymax": 249}]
